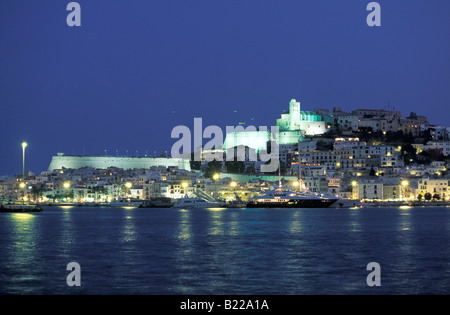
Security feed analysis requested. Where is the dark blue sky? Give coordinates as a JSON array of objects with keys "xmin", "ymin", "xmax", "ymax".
[{"xmin": 1, "ymin": 0, "xmax": 449, "ymax": 176}]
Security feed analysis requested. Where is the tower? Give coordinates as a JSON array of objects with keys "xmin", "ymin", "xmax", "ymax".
[{"xmin": 288, "ymin": 99, "xmax": 301, "ymax": 130}]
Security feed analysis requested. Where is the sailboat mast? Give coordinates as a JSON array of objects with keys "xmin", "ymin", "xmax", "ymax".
[{"xmin": 278, "ymin": 156, "xmax": 281, "ymax": 189}]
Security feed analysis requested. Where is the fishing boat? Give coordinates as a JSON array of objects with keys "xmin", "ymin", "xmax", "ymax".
[
  {"xmin": 138, "ymin": 197, "xmax": 173, "ymax": 208},
  {"xmin": 172, "ymin": 197, "xmax": 224, "ymax": 208},
  {"xmin": 225, "ymin": 200, "xmax": 248, "ymax": 208},
  {"xmin": 110, "ymin": 198, "xmax": 144, "ymax": 207},
  {"xmin": 0, "ymin": 204, "xmax": 43, "ymax": 213}
]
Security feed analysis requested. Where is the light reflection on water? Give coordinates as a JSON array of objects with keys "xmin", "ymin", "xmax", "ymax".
[
  {"xmin": 121, "ymin": 211, "xmax": 137, "ymax": 243},
  {"xmin": 2, "ymin": 213, "xmax": 42, "ymax": 294},
  {"xmin": 0, "ymin": 206, "xmax": 449, "ymax": 294}
]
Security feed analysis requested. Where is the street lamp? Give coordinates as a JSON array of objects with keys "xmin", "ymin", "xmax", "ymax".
[
  {"xmin": 19, "ymin": 182, "xmax": 26, "ymax": 204},
  {"xmin": 230, "ymin": 181, "xmax": 237, "ymax": 200},
  {"xmin": 293, "ymin": 181, "xmax": 299, "ymax": 192},
  {"xmin": 22, "ymin": 142, "xmax": 27, "ymax": 180},
  {"xmin": 401, "ymin": 180, "xmax": 409, "ymax": 200},
  {"xmin": 182, "ymin": 182, "xmax": 188, "ymax": 197},
  {"xmin": 212, "ymin": 173, "xmax": 220, "ymax": 199}
]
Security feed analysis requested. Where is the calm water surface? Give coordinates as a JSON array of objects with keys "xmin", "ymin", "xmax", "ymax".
[{"xmin": 1, "ymin": 206, "xmax": 449, "ymax": 294}]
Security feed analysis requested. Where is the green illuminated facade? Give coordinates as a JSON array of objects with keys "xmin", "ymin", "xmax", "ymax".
[{"xmin": 223, "ymin": 99, "xmax": 326, "ymax": 152}]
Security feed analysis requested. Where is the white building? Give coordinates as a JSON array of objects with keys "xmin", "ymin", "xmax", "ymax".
[
  {"xmin": 334, "ymin": 137, "xmax": 366, "ymax": 150},
  {"xmin": 352, "ymin": 180, "xmax": 383, "ymax": 201},
  {"xmin": 414, "ymin": 177, "xmax": 448, "ymax": 200},
  {"xmin": 425, "ymin": 141, "xmax": 450, "ymax": 156},
  {"xmin": 337, "ymin": 115, "xmax": 359, "ymax": 132}
]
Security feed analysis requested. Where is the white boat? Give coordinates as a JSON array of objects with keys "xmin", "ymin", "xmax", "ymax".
[
  {"xmin": 172, "ymin": 197, "xmax": 224, "ymax": 208},
  {"xmin": 331, "ymin": 198, "xmax": 362, "ymax": 208},
  {"xmin": 110, "ymin": 198, "xmax": 144, "ymax": 207}
]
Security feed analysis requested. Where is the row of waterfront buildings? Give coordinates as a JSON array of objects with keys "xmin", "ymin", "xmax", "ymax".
[
  {"xmin": 1, "ymin": 99, "xmax": 450, "ymax": 204},
  {"xmin": 0, "ymin": 150, "xmax": 448, "ymax": 204}
]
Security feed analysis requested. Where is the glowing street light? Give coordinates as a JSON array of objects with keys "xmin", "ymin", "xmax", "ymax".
[
  {"xmin": 21, "ymin": 142, "xmax": 27, "ymax": 180},
  {"xmin": 401, "ymin": 180, "xmax": 409, "ymax": 200},
  {"xmin": 182, "ymin": 182, "xmax": 188, "ymax": 197},
  {"xmin": 63, "ymin": 182, "xmax": 70, "ymax": 189},
  {"xmin": 19, "ymin": 180, "xmax": 26, "ymax": 204},
  {"xmin": 125, "ymin": 182, "xmax": 132, "ymax": 189},
  {"xmin": 212, "ymin": 174, "xmax": 220, "ymax": 199}
]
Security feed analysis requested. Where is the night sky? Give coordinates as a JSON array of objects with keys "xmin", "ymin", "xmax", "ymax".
[{"xmin": 0, "ymin": 0, "xmax": 449, "ymax": 176}]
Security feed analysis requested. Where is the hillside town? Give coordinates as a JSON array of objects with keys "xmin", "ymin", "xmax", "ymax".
[{"xmin": 1, "ymin": 104, "xmax": 449, "ymax": 206}]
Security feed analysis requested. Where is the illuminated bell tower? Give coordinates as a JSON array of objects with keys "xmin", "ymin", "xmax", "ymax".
[{"xmin": 288, "ymin": 99, "xmax": 301, "ymax": 130}]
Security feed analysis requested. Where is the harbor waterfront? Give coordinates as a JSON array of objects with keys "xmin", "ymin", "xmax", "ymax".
[{"xmin": 1, "ymin": 205, "xmax": 449, "ymax": 295}]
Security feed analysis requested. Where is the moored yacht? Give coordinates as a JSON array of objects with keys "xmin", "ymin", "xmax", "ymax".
[{"xmin": 247, "ymin": 189, "xmax": 339, "ymax": 208}]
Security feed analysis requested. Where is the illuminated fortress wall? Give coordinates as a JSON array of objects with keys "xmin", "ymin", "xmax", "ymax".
[
  {"xmin": 223, "ymin": 130, "xmax": 271, "ymax": 153},
  {"xmin": 47, "ymin": 154, "xmax": 191, "ymax": 172}
]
